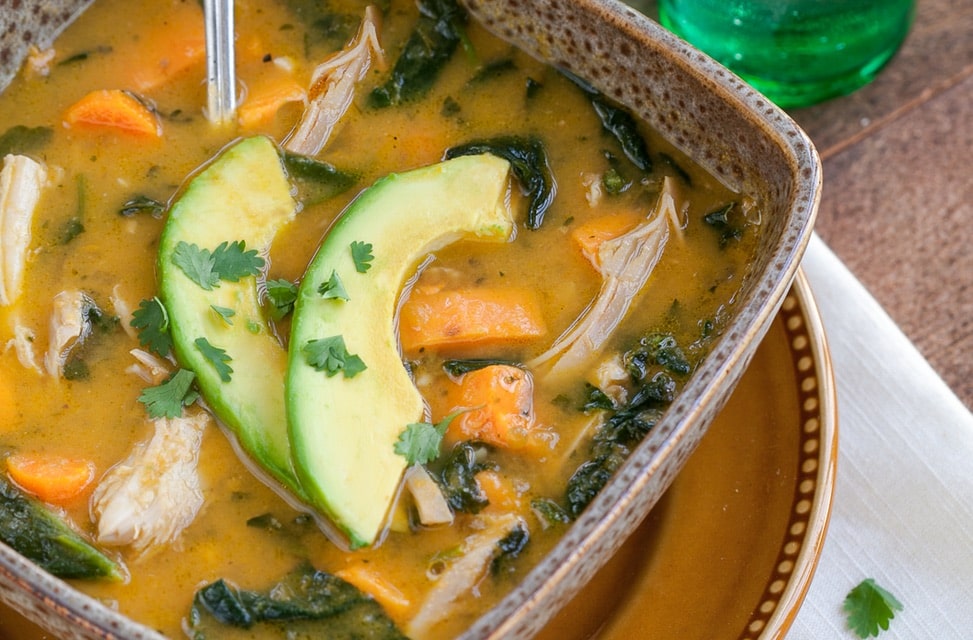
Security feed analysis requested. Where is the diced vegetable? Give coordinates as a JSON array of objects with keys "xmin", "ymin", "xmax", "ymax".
[
  {"xmin": 335, "ymin": 564, "xmax": 411, "ymax": 620},
  {"xmin": 189, "ymin": 562, "xmax": 408, "ymax": 639},
  {"xmin": 399, "ymin": 287, "xmax": 547, "ymax": 355},
  {"xmin": 127, "ymin": 1, "xmax": 206, "ymax": 92},
  {"xmin": 0, "ymin": 475, "xmax": 123, "ymax": 580},
  {"xmin": 444, "ymin": 364, "xmax": 543, "ymax": 452},
  {"xmin": 571, "ymin": 210, "xmax": 643, "ymax": 268},
  {"xmin": 475, "ymin": 469, "xmax": 524, "ymax": 515},
  {"xmin": 0, "ymin": 153, "xmax": 46, "ymax": 307},
  {"xmin": 63, "ymin": 89, "xmax": 162, "ymax": 138},
  {"xmin": 91, "ymin": 412, "xmax": 208, "ymax": 554},
  {"xmin": 403, "ymin": 465, "xmax": 453, "ymax": 526},
  {"xmin": 6, "ymin": 454, "xmax": 95, "ymax": 504},
  {"xmin": 237, "ymin": 75, "xmax": 306, "ymax": 130}
]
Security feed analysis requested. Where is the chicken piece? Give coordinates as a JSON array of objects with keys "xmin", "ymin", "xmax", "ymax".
[
  {"xmin": 43, "ymin": 289, "xmax": 96, "ymax": 377},
  {"xmin": 407, "ymin": 513, "xmax": 525, "ymax": 638},
  {"xmin": 91, "ymin": 412, "xmax": 209, "ymax": 556},
  {"xmin": 0, "ymin": 154, "xmax": 47, "ymax": 307},
  {"xmin": 529, "ymin": 177, "xmax": 682, "ymax": 380},
  {"xmin": 284, "ymin": 5, "xmax": 385, "ymax": 156},
  {"xmin": 405, "ymin": 465, "xmax": 454, "ymax": 527}
]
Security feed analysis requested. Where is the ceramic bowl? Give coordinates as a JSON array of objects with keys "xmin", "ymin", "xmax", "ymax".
[{"xmin": 0, "ymin": 1, "xmax": 821, "ymax": 638}]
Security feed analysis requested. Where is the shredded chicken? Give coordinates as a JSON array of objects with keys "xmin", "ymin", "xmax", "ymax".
[
  {"xmin": 283, "ymin": 5, "xmax": 385, "ymax": 156},
  {"xmin": 125, "ymin": 348, "xmax": 172, "ymax": 385},
  {"xmin": 405, "ymin": 466, "xmax": 454, "ymax": 527},
  {"xmin": 529, "ymin": 177, "xmax": 683, "ymax": 380},
  {"xmin": 43, "ymin": 289, "xmax": 95, "ymax": 377},
  {"xmin": 4, "ymin": 319, "xmax": 42, "ymax": 374},
  {"xmin": 407, "ymin": 514, "xmax": 524, "ymax": 638},
  {"xmin": 0, "ymin": 154, "xmax": 47, "ymax": 307},
  {"xmin": 110, "ymin": 284, "xmax": 137, "ymax": 339},
  {"xmin": 91, "ymin": 412, "xmax": 209, "ymax": 556}
]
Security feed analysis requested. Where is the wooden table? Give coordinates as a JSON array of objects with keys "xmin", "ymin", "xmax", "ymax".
[{"xmin": 634, "ymin": 0, "xmax": 973, "ymax": 410}]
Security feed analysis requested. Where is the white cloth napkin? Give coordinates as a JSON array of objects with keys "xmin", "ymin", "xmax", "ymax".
[{"xmin": 789, "ymin": 234, "xmax": 973, "ymax": 638}]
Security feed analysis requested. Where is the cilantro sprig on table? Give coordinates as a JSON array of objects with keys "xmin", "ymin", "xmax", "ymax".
[
  {"xmin": 172, "ymin": 240, "xmax": 264, "ymax": 290},
  {"xmin": 844, "ymin": 578, "xmax": 903, "ymax": 638}
]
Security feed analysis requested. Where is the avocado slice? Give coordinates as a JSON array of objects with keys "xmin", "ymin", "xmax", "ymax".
[
  {"xmin": 287, "ymin": 154, "xmax": 515, "ymax": 548},
  {"xmin": 159, "ymin": 136, "xmax": 304, "ymax": 498}
]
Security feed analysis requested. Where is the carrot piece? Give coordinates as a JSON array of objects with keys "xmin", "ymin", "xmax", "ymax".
[
  {"xmin": 335, "ymin": 564, "xmax": 411, "ymax": 619},
  {"xmin": 237, "ymin": 75, "xmax": 306, "ymax": 129},
  {"xmin": 398, "ymin": 287, "xmax": 547, "ymax": 355},
  {"xmin": 571, "ymin": 210, "xmax": 643, "ymax": 267},
  {"xmin": 444, "ymin": 364, "xmax": 537, "ymax": 450},
  {"xmin": 128, "ymin": 2, "xmax": 206, "ymax": 92},
  {"xmin": 6, "ymin": 454, "xmax": 96, "ymax": 504},
  {"xmin": 64, "ymin": 89, "xmax": 162, "ymax": 138},
  {"xmin": 475, "ymin": 468, "xmax": 524, "ymax": 515}
]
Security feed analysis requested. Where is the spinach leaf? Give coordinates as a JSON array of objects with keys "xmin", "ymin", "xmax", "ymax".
[
  {"xmin": 0, "ymin": 475, "xmax": 123, "ymax": 580},
  {"xmin": 119, "ymin": 194, "xmax": 166, "ymax": 218},
  {"xmin": 0, "ymin": 125, "xmax": 52, "ymax": 157},
  {"xmin": 369, "ymin": 0, "xmax": 467, "ymax": 108},
  {"xmin": 491, "ymin": 522, "xmax": 530, "ymax": 576},
  {"xmin": 442, "ymin": 358, "xmax": 522, "ymax": 376},
  {"xmin": 434, "ymin": 441, "xmax": 491, "ymax": 514},
  {"xmin": 280, "ymin": 151, "xmax": 357, "ymax": 205},
  {"xmin": 703, "ymin": 201, "xmax": 745, "ymax": 247},
  {"xmin": 446, "ymin": 136, "xmax": 556, "ymax": 229},
  {"xmin": 564, "ymin": 71, "xmax": 653, "ymax": 172},
  {"xmin": 189, "ymin": 562, "xmax": 407, "ymax": 639}
]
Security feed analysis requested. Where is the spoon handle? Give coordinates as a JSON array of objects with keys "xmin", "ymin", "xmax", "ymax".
[{"xmin": 204, "ymin": 0, "xmax": 236, "ymax": 124}]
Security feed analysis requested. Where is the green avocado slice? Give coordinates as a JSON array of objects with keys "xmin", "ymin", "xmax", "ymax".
[
  {"xmin": 158, "ymin": 136, "xmax": 304, "ymax": 498},
  {"xmin": 287, "ymin": 154, "xmax": 515, "ymax": 548}
]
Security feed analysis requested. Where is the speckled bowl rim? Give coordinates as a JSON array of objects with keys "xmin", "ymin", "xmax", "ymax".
[{"xmin": 0, "ymin": 1, "xmax": 822, "ymax": 639}]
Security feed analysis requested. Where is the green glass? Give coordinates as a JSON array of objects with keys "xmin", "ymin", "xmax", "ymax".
[{"xmin": 657, "ymin": 0, "xmax": 915, "ymax": 108}]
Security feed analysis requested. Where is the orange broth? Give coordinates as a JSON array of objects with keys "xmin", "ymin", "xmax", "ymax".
[{"xmin": 0, "ymin": 0, "xmax": 761, "ymax": 637}]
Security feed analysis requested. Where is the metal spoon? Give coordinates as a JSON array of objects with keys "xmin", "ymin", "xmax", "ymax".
[{"xmin": 203, "ymin": 0, "xmax": 236, "ymax": 124}]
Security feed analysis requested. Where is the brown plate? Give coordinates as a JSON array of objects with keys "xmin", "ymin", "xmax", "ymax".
[
  {"xmin": 0, "ymin": 271, "xmax": 836, "ymax": 640},
  {"xmin": 538, "ymin": 268, "xmax": 837, "ymax": 640}
]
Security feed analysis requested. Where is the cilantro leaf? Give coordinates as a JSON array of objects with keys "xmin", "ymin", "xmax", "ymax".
[
  {"xmin": 194, "ymin": 337, "xmax": 233, "ymax": 382},
  {"xmin": 130, "ymin": 297, "xmax": 172, "ymax": 357},
  {"xmin": 844, "ymin": 578, "xmax": 903, "ymax": 638},
  {"xmin": 172, "ymin": 240, "xmax": 264, "ymax": 290},
  {"xmin": 138, "ymin": 369, "xmax": 198, "ymax": 418},
  {"xmin": 173, "ymin": 242, "xmax": 220, "ymax": 290},
  {"xmin": 266, "ymin": 278, "xmax": 298, "ymax": 320},
  {"xmin": 317, "ymin": 270, "xmax": 349, "ymax": 301},
  {"xmin": 303, "ymin": 336, "xmax": 366, "ymax": 378},
  {"xmin": 350, "ymin": 241, "xmax": 374, "ymax": 273},
  {"xmin": 211, "ymin": 240, "xmax": 265, "ymax": 282},
  {"xmin": 394, "ymin": 411, "xmax": 464, "ymax": 465},
  {"xmin": 211, "ymin": 305, "xmax": 235, "ymax": 324}
]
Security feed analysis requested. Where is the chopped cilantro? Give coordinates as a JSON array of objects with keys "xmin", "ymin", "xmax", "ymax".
[
  {"xmin": 210, "ymin": 240, "xmax": 265, "ymax": 282},
  {"xmin": 138, "ymin": 369, "xmax": 198, "ymax": 418},
  {"xmin": 194, "ymin": 337, "xmax": 233, "ymax": 382},
  {"xmin": 211, "ymin": 305, "xmax": 235, "ymax": 324},
  {"xmin": 173, "ymin": 242, "xmax": 220, "ymax": 290},
  {"xmin": 303, "ymin": 336, "xmax": 366, "ymax": 378},
  {"xmin": 172, "ymin": 240, "xmax": 265, "ymax": 290},
  {"xmin": 317, "ymin": 270, "xmax": 349, "ymax": 301},
  {"xmin": 266, "ymin": 278, "xmax": 299, "ymax": 320},
  {"xmin": 844, "ymin": 578, "xmax": 903, "ymax": 638},
  {"xmin": 350, "ymin": 241, "xmax": 374, "ymax": 273},
  {"xmin": 130, "ymin": 297, "xmax": 172, "ymax": 357},
  {"xmin": 394, "ymin": 411, "xmax": 464, "ymax": 466}
]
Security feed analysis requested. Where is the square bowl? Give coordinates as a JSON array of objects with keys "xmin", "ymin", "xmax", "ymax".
[{"xmin": 0, "ymin": 1, "xmax": 821, "ymax": 638}]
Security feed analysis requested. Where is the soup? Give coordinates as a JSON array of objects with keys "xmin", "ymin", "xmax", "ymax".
[{"xmin": 0, "ymin": 0, "xmax": 761, "ymax": 637}]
